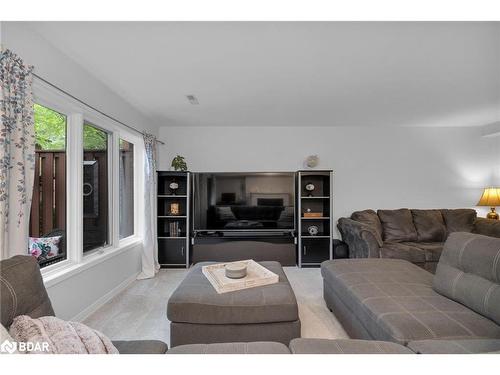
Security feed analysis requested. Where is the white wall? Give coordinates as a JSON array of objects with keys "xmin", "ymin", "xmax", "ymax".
[
  {"xmin": 47, "ymin": 247, "xmax": 141, "ymax": 320},
  {"xmin": 159, "ymin": 126, "xmax": 499, "ymax": 235},
  {"xmin": 1, "ymin": 22, "xmax": 154, "ymax": 320},
  {"xmin": 1, "ymin": 22, "xmax": 157, "ymax": 136}
]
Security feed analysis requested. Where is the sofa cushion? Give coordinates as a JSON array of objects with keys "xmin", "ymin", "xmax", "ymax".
[
  {"xmin": 441, "ymin": 209, "xmax": 476, "ymax": 234},
  {"xmin": 167, "ymin": 342, "xmax": 290, "ymax": 354},
  {"xmin": 378, "ymin": 209, "xmax": 418, "ymax": 242},
  {"xmin": 321, "ymin": 259, "xmax": 500, "ymax": 345},
  {"xmin": 379, "ymin": 242, "xmax": 426, "ymax": 263},
  {"xmin": 167, "ymin": 261, "xmax": 299, "ymax": 325},
  {"xmin": 0, "ymin": 256, "xmax": 55, "ymax": 328},
  {"xmin": 473, "ymin": 218, "xmax": 500, "ymax": 238},
  {"xmin": 289, "ymin": 338, "xmax": 412, "ymax": 354},
  {"xmin": 402, "ymin": 242, "xmax": 444, "ymax": 262},
  {"xmin": 433, "ymin": 232, "xmax": 500, "ymax": 326},
  {"xmin": 358, "ymin": 241, "xmax": 443, "ymax": 265},
  {"xmin": 407, "ymin": 339, "xmax": 500, "ymax": 354},
  {"xmin": 112, "ymin": 340, "xmax": 168, "ymax": 354},
  {"xmin": 351, "ymin": 210, "xmax": 384, "ymax": 246},
  {"xmin": 411, "ymin": 210, "xmax": 446, "ymax": 242}
]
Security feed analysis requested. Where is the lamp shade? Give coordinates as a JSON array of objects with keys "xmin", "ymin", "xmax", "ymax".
[{"xmin": 477, "ymin": 187, "xmax": 500, "ymax": 206}]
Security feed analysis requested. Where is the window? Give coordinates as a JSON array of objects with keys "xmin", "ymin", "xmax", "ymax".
[
  {"xmin": 30, "ymin": 103, "xmax": 67, "ymax": 267},
  {"xmin": 119, "ymin": 139, "xmax": 134, "ymax": 239},
  {"xmin": 83, "ymin": 123, "xmax": 109, "ymax": 252},
  {"xmin": 30, "ymin": 79, "xmax": 142, "ymax": 276}
]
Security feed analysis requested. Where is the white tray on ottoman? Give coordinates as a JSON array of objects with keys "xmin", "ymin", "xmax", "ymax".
[{"xmin": 202, "ymin": 259, "xmax": 279, "ymax": 294}]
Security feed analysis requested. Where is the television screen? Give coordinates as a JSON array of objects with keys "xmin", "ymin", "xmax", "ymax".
[{"xmin": 193, "ymin": 172, "xmax": 295, "ymax": 231}]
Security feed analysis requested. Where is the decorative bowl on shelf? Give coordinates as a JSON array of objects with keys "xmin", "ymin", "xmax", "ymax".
[{"xmin": 225, "ymin": 262, "xmax": 247, "ymax": 279}]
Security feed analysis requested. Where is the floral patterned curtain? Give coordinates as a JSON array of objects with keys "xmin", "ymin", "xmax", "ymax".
[
  {"xmin": 0, "ymin": 50, "xmax": 36, "ymax": 260},
  {"xmin": 137, "ymin": 133, "xmax": 160, "ymax": 279}
]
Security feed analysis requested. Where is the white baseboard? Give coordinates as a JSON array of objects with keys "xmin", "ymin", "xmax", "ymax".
[{"xmin": 71, "ymin": 272, "xmax": 139, "ymax": 322}]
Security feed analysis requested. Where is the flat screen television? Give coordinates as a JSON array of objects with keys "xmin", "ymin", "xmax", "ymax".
[{"xmin": 193, "ymin": 172, "xmax": 295, "ymax": 231}]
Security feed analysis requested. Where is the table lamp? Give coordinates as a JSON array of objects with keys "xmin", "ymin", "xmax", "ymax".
[{"xmin": 477, "ymin": 187, "xmax": 500, "ymax": 220}]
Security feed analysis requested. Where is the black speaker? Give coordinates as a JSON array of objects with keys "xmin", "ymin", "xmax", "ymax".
[{"xmin": 83, "ymin": 160, "xmax": 99, "ymax": 218}]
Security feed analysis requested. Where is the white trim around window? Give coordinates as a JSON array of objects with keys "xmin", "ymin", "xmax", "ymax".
[{"xmin": 32, "ymin": 78, "xmax": 145, "ymax": 284}]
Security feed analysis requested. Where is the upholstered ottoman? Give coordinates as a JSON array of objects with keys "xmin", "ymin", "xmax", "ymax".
[{"xmin": 167, "ymin": 261, "xmax": 301, "ymax": 347}]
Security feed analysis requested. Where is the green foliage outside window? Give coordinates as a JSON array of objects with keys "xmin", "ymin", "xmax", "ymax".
[
  {"xmin": 33, "ymin": 103, "xmax": 107, "ymax": 151},
  {"xmin": 34, "ymin": 103, "xmax": 66, "ymax": 150},
  {"xmin": 83, "ymin": 123, "xmax": 107, "ymax": 151}
]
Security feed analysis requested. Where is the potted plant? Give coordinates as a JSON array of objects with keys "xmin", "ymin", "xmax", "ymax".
[{"xmin": 171, "ymin": 155, "xmax": 188, "ymax": 171}]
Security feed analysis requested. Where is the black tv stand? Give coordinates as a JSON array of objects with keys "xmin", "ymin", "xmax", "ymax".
[
  {"xmin": 195, "ymin": 230, "xmax": 294, "ymax": 238},
  {"xmin": 192, "ymin": 231, "xmax": 297, "ymax": 266},
  {"xmin": 156, "ymin": 170, "xmax": 334, "ymax": 267}
]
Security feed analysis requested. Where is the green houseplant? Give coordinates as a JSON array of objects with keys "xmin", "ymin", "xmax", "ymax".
[{"xmin": 171, "ymin": 155, "xmax": 188, "ymax": 171}]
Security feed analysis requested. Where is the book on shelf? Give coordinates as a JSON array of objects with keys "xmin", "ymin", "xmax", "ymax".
[
  {"xmin": 169, "ymin": 221, "xmax": 181, "ymax": 237},
  {"xmin": 303, "ymin": 212, "xmax": 324, "ymax": 218}
]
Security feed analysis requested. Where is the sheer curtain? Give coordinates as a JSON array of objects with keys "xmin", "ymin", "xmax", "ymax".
[
  {"xmin": 0, "ymin": 50, "xmax": 36, "ymax": 260},
  {"xmin": 137, "ymin": 133, "xmax": 160, "ymax": 279}
]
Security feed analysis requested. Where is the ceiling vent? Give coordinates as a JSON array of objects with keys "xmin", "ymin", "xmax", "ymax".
[{"xmin": 186, "ymin": 95, "xmax": 199, "ymax": 105}]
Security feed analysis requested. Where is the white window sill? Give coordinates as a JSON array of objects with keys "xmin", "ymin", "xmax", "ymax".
[{"xmin": 42, "ymin": 237, "xmax": 142, "ymax": 288}]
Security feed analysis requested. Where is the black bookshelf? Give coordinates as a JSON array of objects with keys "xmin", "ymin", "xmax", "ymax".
[
  {"xmin": 297, "ymin": 170, "xmax": 334, "ymax": 267},
  {"xmin": 157, "ymin": 171, "xmax": 190, "ymax": 268}
]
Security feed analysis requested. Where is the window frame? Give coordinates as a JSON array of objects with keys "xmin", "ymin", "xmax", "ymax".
[
  {"xmin": 82, "ymin": 120, "xmax": 112, "ymax": 255},
  {"xmin": 32, "ymin": 78, "xmax": 144, "ymax": 283},
  {"xmin": 117, "ymin": 137, "xmax": 137, "ymax": 241},
  {"xmin": 30, "ymin": 101, "xmax": 69, "ymax": 267}
]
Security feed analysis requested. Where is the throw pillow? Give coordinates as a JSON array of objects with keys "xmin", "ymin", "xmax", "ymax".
[
  {"xmin": 378, "ymin": 208, "xmax": 418, "ymax": 242},
  {"xmin": 28, "ymin": 236, "xmax": 61, "ymax": 261},
  {"xmin": 9, "ymin": 315, "xmax": 119, "ymax": 354}
]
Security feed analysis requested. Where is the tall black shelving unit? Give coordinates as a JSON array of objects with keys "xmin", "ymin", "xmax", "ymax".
[
  {"xmin": 297, "ymin": 170, "xmax": 334, "ymax": 267},
  {"xmin": 157, "ymin": 171, "xmax": 190, "ymax": 268}
]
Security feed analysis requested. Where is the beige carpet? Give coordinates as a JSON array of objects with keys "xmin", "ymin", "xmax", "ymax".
[{"xmin": 83, "ymin": 266, "xmax": 348, "ymax": 346}]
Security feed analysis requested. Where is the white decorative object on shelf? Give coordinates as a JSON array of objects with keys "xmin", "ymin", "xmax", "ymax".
[
  {"xmin": 202, "ymin": 260, "xmax": 278, "ymax": 294},
  {"xmin": 307, "ymin": 225, "xmax": 319, "ymax": 236},
  {"xmin": 304, "ymin": 155, "xmax": 319, "ymax": 169}
]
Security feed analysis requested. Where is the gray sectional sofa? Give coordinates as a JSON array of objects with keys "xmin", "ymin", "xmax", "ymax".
[
  {"xmin": 322, "ymin": 232, "xmax": 500, "ymax": 350},
  {"xmin": 1, "ymin": 256, "xmax": 418, "ymax": 354},
  {"xmin": 338, "ymin": 208, "xmax": 500, "ymax": 272},
  {"xmin": 3, "ymin": 231, "xmax": 500, "ymax": 354},
  {"xmin": 167, "ymin": 337, "xmax": 500, "ymax": 354}
]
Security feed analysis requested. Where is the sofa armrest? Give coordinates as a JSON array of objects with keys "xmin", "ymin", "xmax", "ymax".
[
  {"xmin": 337, "ymin": 218, "xmax": 382, "ymax": 258},
  {"xmin": 473, "ymin": 217, "xmax": 500, "ymax": 238},
  {"xmin": 407, "ymin": 339, "xmax": 500, "ymax": 354}
]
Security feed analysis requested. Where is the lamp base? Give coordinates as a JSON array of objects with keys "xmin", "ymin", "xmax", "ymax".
[{"xmin": 486, "ymin": 207, "xmax": 499, "ymax": 220}]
